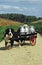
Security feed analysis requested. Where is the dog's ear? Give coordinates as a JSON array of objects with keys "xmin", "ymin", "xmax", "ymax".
[{"xmin": 5, "ymin": 28, "xmax": 9, "ymax": 34}]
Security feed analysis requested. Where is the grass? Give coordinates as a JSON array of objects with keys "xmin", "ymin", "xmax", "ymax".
[
  {"xmin": 0, "ymin": 18, "xmax": 22, "ymax": 26},
  {"xmin": 0, "ymin": 18, "xmax": 42, "ymax": 41},
  {"xmin": 28, "ymin": 22, "xmax": 42, "ymax": 35}
]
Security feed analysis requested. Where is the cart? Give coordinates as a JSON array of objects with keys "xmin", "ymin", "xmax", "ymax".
[{"xmin": 14, "ymin": 25, "xmax": 37, "ymax": 46}]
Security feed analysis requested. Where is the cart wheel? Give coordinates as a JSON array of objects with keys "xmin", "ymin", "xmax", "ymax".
[{"xmin": 30, "ymin": 36, "xmax": 36, "ymax": 46}]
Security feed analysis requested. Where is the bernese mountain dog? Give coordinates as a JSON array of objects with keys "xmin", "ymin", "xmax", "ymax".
[{"xmin": 4, "ymin": 28, "xmax": 14, "ymax": 49}]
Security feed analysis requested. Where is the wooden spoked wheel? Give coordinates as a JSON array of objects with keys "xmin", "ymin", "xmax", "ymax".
[{"xmin": 30, "ymin": 35, "xmax": 36, "ymax": 46}]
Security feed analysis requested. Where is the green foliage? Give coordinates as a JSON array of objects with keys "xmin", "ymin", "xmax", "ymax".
[
  {"xmin": 28, "ymin": 22, "xmax": 42, "ymax": 35},
  {"xmin": 0, "ymin": 14, "xmax": 38, "ymax": 23}
]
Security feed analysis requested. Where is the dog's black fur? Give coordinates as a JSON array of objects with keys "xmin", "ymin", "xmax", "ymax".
[
  {"xmin": 4, "ymin": 28, "xmax": 24, "ymax": 49},
  {"xmin": 4, "ymin": 28, "xmax": 15, "ymax": 49},
  {"xmin": 4, "ymin": 28, "xmax": 14, "ymax": 37}
]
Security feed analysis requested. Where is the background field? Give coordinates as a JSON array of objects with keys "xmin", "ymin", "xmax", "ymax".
[{"xmin": 0, "ymin": 18, "xmax": 42, "ymax": 41}]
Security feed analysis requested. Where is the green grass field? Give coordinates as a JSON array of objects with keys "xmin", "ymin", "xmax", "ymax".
[{"xmin": 0, "ymin": 18, "xmax": 42, "ymax": 41}]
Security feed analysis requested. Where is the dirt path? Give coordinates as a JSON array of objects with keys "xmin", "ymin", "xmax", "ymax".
[{"xmin": 0, "ymin": 34, "xmax": 42, "ymax": 65}]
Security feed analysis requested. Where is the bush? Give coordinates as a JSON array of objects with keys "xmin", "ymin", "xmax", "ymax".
[{"xmin": 28, "ymin": 22, "xmax": 42, "ymax": 35}]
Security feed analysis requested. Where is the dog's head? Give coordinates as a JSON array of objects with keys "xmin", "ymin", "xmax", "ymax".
[{"xmin": 4, "ymin": 28, "xmax": 14, "ymax": 39}]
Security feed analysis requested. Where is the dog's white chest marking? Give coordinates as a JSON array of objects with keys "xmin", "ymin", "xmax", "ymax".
[{"xmin": 5, "ymin": 29, "xmax": 13, "ymax": 42}]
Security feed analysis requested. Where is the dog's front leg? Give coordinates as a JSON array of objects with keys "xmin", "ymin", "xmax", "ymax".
[{"xmin": 5, "ymin": 42, "xmax": 8, "ymax": 49}]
